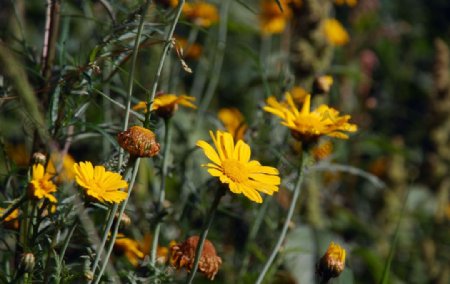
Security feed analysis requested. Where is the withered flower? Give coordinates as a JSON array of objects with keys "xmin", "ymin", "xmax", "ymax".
[
  {"xmin": 316, "ymin": 242, "xmax": 346, "ymax": 281},
  {"xmin": 117, "ymin": 126, "xmax": 160, "ymax": 158},
  {"xmin": 170, "ymin": 235, "xmax": 222, "ymax": 280}
]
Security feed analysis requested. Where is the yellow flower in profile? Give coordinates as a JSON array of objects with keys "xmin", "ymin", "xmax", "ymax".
[
  {"xmin": 74, "ymin": 161, "xmax": 128, "ymax": 204},
  {"xmin": 28, "ymin": 164, "xmax": 57, "ymax": 203},
  {"xmin": 133, "ymin": 94, "xmax": 196, "ymax": 118},
  {"xmin": 46, "ymin": 153, "xmax": 76, "ymax": 183},
  {"xmin": 114, "ymin": 235, "xmax": 145, "ymax": 267},
  {"xmin": 218, "ymin": 108, "xmax": 247, "ymax": 141},
  {"xmin": 334, "ymin": 0, "xmax": 357, "ymax": 7},
  {"xmin": 264, "ymin": 93, "xmax": 357, "ymax": 143},
  {"xmin": 182, "ymin": 2, "xmax": 219, "ymax": 28},
  {"xmin": 196, "ymin": 131, "xmax": 280, "ymax": 203},
  {"xmin": 0, "ymin": 208, "xmax": 20, "ymax": 230},
  {"xmin": 323, "ymin": 19, "xmax": 350, "ymax": 46},
  {"xmin": 289, "ymin": 86, "xmax": 309, "ymax": 103},
  {"xmin": 316, "ymin": 242, "xmax": 346, "ymax": 280}
]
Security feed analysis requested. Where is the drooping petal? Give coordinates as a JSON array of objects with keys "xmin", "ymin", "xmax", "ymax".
[{"xmin": 196, "ymin": 140, "xmax": 222, "ymax": 165}]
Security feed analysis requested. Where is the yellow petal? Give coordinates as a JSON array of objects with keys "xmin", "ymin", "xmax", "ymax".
[{"xmin": 196, "ymin": 140, "xmax": 222, "ymax": 165}]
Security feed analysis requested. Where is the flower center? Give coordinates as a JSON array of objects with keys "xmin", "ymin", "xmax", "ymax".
[{"xmin": 221, "ymin": 159, "xmax": 249, "ymax": 183}]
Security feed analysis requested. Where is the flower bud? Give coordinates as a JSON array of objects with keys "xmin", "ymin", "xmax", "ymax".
[
  {"xmin": 32, "ymin": 152, "xmax": 47, "ymax": 166},
  {"xmin": 316, "ymin": 242, "xmax": 346, "ymax": 281},
  {"xmin": 117, "ymin": 126, "xmax": 160, "ymax": 158},
  {"xmin": 20, "ymin": 252, "xmax": 35, "ymax": 273},
  {"xmin": 313, "ymin": 75, "xmax": 333, "ymax": 95}
]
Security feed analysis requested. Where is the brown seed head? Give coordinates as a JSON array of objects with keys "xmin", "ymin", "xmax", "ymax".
[
  {"xmin": 170, "ymin": 235, "xmax": 222, "ymax": 280},
  {"xmin": 117, "ymin": 126, "xmax": 160, "ymax": 157}
]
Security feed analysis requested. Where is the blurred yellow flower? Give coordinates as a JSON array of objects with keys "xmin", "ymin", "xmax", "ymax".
[
  {"xmin": 46, "ymin": 153, "xmax": 76, "ymax": 183},
  {"xmin": 175, "ymin": 37, "xmax": 203, "ymax": 60},
  {"xmin": 114, "ymin": 235, "xmax": 145, "ymax": 267},
  {"xmin": 334, "ymin": 0, "xmax": 357, "ymax": 7},
  {"xmin": 259, "ymin": 0, "xmax": 302, "ymax": 35},
  {"xmin": 133, "ymin": 94, "xmax": 196, "ymax": 118},
  {"xmin": 317, "ymin": 242, "xmax": 346, "ymax": 279},
  {"xmin": 196, "ymin": 130, "xmax": 280, "ymax": 203},
  {"xmin": 289, "ymin": 86, "xmax": 309, "ymax": 103},
  {"xmin": 28, "ymin": 164, "xmax": 58, "ymax": 203},
  {"xmin": 313, "ymin": 75, "xmax": 334, "ymax": 94},
  {"xmin": 264, "ymin": 93, "xmax": 357, "ymax": 143},
  {"xmin": 312, "ymin": 141, "xmax": 333, "ymax": 160},
  {"xmin": 323, "ymin": 19, "xmax": 349, "ymax": 46},
  {"xmin": 218, "ymin": 108, "xmax": 247, "ymax": 141},
  {"xmin": 182, "ymin": 2, "xmax": 219, "ymax": 28},
  {"xmin": 5, "ymin": 143, "xmax": 29, "ymax": 167},
  {"xmin": 74, "ymin": 161, "xmax": 128, "ymax": 204},
  {"xmin": 0, "ymin": 208, "xmax": 20, "ymax": 229}
]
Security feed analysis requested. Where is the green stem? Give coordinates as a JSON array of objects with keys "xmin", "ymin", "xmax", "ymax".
[
  {"xmin": 151, "ymin": 118, "xmax": 172, "ymax": 264},
  {"xmin": 185, "ymin": 186, "xmax": 226, "ymax": 284},
  {"xmin": 90, "ymin": 0, "xmax": 150, "ymax": 278},
  {"xmin": 255, "ymin": 150, "xmax": 306, "ymax": 284},
  {"xmin": 144, "ymin": 0, "xmax": 185, "ymax": 127},
  {"xmin": 93, "ymin": 159, "xmax": 141, "ymax": 284}
]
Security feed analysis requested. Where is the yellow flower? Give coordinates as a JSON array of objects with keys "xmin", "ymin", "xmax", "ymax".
[
  {"xmin": 289, "ymin": 86, "xmax": 309, "ymax": 103},
  {"xmin": 133, "ymin": 94, "xmax": 196, "ymax": 118},
  {"xmin": 74, "ymin": 161, "xmax": 128, "ymax": 204},
  {"xmin": 264, "ymin": 93, "xmax": 357, "ymax": 143},
  {"xmin": 260, "ymin": 0, "xmax": 291, "ymax": 35},
  {"xmin": 196, "ymin": 130, "xmax": 280, "ymax": 203},
  {"xmin": 28, "ymin": 164, "xmax": 57, "ymax": 203},
  {"xmin": 312, "ymin": 141, "xmax": 333, "ymax": 160},
  {"xmin": 323, "ymin": 19, "xmax": 349, "ymax": 46},
  {"xmin": 334, "ymin": 0, "xmax": 357, "ymax": 7},
  {"xmin": 313, "ymin": 75, "xmax": 334, "ymax": 94},
  {"xmin": 316, "ymin": 242, "xmax": 346, "ymax": 280},
  {"xmin": 114, "ymin": 235, "xmax": 145, "ymax": 267},
  {"xmin": 217, "ymin": 108, "xmax": 247, "ymax": 141},
  {"xmin": 175, "ymin": 37, "xmax": 203, "ymax": 60},
  {"xmin": 182, "ymin": 2, "xmax": 219, "ymax": 28},
  {"xmin": 0, "ymin": 208, "xmax": 20, "ymax": 230},
  {"xmin": 46, "ymin": 153, "xmax": 76, "ymax": 183}
]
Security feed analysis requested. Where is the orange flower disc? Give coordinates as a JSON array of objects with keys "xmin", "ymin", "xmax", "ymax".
[{"xmin": 117, "ymin": 126, "xmax": 160, "ymax": 157}]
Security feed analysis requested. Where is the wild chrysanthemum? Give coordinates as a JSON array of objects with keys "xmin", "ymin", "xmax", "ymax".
[
  {"xmin": 323, "ymin": 19, "xmax": 350, "ymax": 46},
  {"xmin": 316, "ymin": 242, "xmax": 346, "ymax": 280},
  {"xmin": 133, "ymin": 94, "xmax": 196, "ymax": 118},
  {"xmin": 182, "ymin": 2, "xmax": 219, "ymax": 28},
  {"xmin": 28, "ymin": 164, "xmax": 57, "ymax": 203},
  {"xmin": 114, "ymin": 235, "xmax": 145, "ymax": 267},
  {"xmin": 264, "ymin": 93, "xmax": 357, "ymax": 143},
  {"xmin": 218, "ymin": 108, "xmax": 247, "ymax": 141},
  {"xmin": 196, "ymin": 130, "xmax": 280, "ymax": 203},
  {"xmin": 74, "ymin": 161, "xmax": 128, "ymax": 203}
]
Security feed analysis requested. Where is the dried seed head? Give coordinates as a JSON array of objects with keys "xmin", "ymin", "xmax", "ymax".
[
  {"xmin": 316, "ymin": 242, "xmax": 346, "ymax": 281},
  {"xmin": 170, "ymin": 235, "xmax": 222, "ymax": 280},
  {"xmin": 117, "ymin": 126, "xmax": 160, "ymax": 158}
]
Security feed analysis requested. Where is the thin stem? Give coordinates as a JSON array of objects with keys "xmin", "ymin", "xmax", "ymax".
[
  {"xmin": 90, "ymin": 0, "xmax": 150, "ymax": 277},
  {"xmin": 0, "ymin": 194, "xmax": 26, "ymax": 223},
  {"xmin": 255, "ymin": 150, "xmax": 306, "ymax": 284},
  {"xmin": 144, "ymin": 0, "xmax": 185, "ymax": 127},
  {"xmin": 151, "ymin": 117, "xmax": 172, "ymax": 264},
  {"xmin": 186, "ymin": 186, "xmax": 226, "ymax": 284},
  {"xmin": 93, "ymin": 159, "xmax": 141, "ymax": 284}
]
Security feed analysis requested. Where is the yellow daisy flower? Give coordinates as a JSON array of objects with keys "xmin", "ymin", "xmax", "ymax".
[
  {"xmin": 28, "ymin": 164, "xmax": 57, "ymax": 203},
  {"xmin": 260, "ymin": 0, "xmax": 291, "ymax": 35},
  {"xmin": 196, "ymin": 130, "xmax": 280, "ymax": 203},
  {"xmin": 74, "ymin": 161, "xmax": 128, "ymax": 204},
  {"xmin": 46, "ymin": 153, "xmax": 76, "ymax": 183},
  {"xmin": 323, "ymin": 19, "xmax": 350, "ymax": 46},
  {"xmin": 264, "ymin": 93, "xmax": 357, "ymax": 143},
  {"xmin": 182, "ymin": 2, "xmax": 219, "ymax": 28},
  {"xmin": 218, "ymin": 108, "xmax": 247, "ymax": 141},
  {"xmin": 114, "ymin": 235, "xmax": 145, "ymax": 267},
  {"xmin": 133, "ymin": 94, "xmax": 196, "ymax": 118}
]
